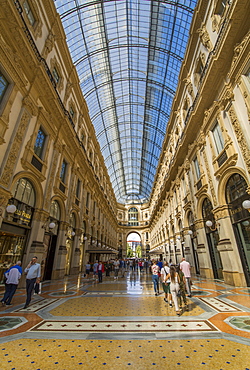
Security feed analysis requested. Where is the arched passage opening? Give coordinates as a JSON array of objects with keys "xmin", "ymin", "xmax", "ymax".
[{"xmin": 126, "ymin": 232, "xmax": 142, "ymax": 258}]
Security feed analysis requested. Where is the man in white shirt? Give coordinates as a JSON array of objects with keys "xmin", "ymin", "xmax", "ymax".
[
  {"xmin": 180, "ymin": 258, "xmax": 192, "ymax": 297},
  {"xmin": 24, "ymin": 256, "xmax": 41, "ymax": 309},
  {"xmin": 1, "ymin": 261, "xmax": 22, "ymax": 306}
]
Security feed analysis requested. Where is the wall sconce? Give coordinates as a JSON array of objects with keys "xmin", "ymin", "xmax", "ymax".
[
  {"xmin": 71, "ymin": 231, "xmax": 75, "ymax": 237},
  {"xmin": 242, "ymin": 200, "xmax": 250, "ymax": 212},
  {"xmin": 6, "ymin": 204, "xmax": 17, "ymax": 214},
  {"xmin": 188, "ymin": 230, "xmax": 193, "ymax": 235},
  {"xmin": 205, "ymin": 220, "xmax": 220, "ymax": 231},
  {"xmin": 83, "ymin": 236, "xmax": 88, "ymax": 240},
  {"xmin": 42, "ymin": 218, "xmax": 56, "ymax": 231}
]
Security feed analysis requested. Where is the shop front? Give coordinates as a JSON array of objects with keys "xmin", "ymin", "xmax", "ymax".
[{"xmin": 226, "ymin": 174, "xmax": 250, "ymax": 286}]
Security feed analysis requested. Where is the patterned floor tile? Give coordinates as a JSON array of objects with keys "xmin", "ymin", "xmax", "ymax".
[{"xmin": 30, "ymin": 319, "xmax": 218, "ymax": 333}]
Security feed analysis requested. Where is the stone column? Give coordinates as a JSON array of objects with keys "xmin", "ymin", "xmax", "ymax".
[{"xmin": 52, "ymin": 221, "xmax": 68, "ymax": 279}]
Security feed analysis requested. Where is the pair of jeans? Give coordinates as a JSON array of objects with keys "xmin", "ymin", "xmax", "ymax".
[
  {"xmin": 185, "ymin": 277, "xmax": 191, "ymax": 295},
  {"xmin": 98, "ymin": 270, "xmax": 102, "ymax": 282},
  {"xmin": 2, "ymin": 283, "xmax": 18, "ymax": 304},
  {"xmin": 25, "ymin": 278, "xmax": 36, "ymax": 306},
  {"xmin": 152, "ymin": 274, "xmax": 159, "ymax": 293}
]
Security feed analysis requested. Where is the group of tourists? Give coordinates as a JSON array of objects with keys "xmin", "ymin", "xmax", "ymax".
[
  {"xmin": 151, "ymin": 258, "xmax": 192, "ymax": 316},
  {"xmin": 84, "ymin": 258, "xmax": 151, "ymax": 282}
]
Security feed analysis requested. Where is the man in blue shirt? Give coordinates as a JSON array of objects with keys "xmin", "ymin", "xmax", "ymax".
[
  {"xmin": 1, "ymin": 261, "xmax": 22, "ymax": 306},
  {"xmin": 23, "ymin": 256, "xmax": 41, "ymax": 309}
]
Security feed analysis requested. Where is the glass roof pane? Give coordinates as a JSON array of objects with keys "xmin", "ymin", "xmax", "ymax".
[{"xmin": 54, "ymin": 0, "xmax": 197, "ymax": 203}]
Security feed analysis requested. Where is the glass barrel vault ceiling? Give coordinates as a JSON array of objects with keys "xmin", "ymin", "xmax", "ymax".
[{"xmin": 54, "ymin": 0, "xmax": 197, "ymax": 204}]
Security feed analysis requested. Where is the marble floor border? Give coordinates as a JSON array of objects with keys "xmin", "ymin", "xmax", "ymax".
[{"xmin": 1, "ymin": 329, "xmax": 250, "ymax": 345}]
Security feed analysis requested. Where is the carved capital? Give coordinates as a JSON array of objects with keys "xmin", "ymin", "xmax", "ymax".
[{"xmin": 197, "ymin": 24, "xmax": 213, "ymax": 51}]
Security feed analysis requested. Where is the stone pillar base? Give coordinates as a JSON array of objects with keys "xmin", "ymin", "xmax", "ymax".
[
  {"xmin": 51, "ymin": 269, "xmax": 65, "ymax": 280},
  {"xmin": 70, "ymin": 266, "xmax": 80, "ymax": 275},
  {"xmin": 199, "ymin": 267, "xmax": 213, "ymax": 279},
  {"xmin": 223, "ymin": 270, "xmax": 246, "ymax": 287}
]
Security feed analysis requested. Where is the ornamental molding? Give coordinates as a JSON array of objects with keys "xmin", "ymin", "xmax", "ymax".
[
  {"xmin": 22, "ymin": 96, "xmax": 38, "ymax": 116},
  {"xmin": 213, "ymin": 205, "xmax": 230, "ymax": 219},
  {"xmin": 0, "ymin": 110, "xmax": 31, "ymax": 188},
  {"xmin": 238, "ymin": 77, "xmax": 250, "ymax": 121},
  {"xmin": 197, "ymin": 24, "xmax": 213, "ymax": 51},
  {"xmin": 229, "ymin": 30, "xmax": 250, "ymax": 77},
  {"xmin": 202, "ymin": 149, "xmax": 217, "ymax": 206},
  {"xmin": 214, "ymin": 152, "xmax": 238, "ymax": 179},
  {"xmin": 228, "ymin": 105, "xmax": 250, "ymax": 174},
  {"xmin": 0, "ymin": 35, "xmax": 27, "ymax": 88},
  {"xmin": 194, "ymin": 184, "xmax": 208, "ymax": 199},
  {"xmin": 64, "ymin": 80, "xmax": 74, "ymax": 105},
  {"xmin": 183, "ymin": 75, "xmax": 195, "ymax": 100},
  {"xmin": 42, "ymin": 31, "xmax": 56, "ymax": 59}
]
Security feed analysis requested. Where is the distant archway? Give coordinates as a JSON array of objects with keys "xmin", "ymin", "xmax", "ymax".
[{"xmin": 127, "ymin": 232, "xmax": 142, "ymax": 258}]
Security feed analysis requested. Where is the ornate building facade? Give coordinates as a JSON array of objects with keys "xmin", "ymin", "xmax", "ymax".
[{"xmin": 0, "ymin": 0, "xmax": 249, "ymax": 286}]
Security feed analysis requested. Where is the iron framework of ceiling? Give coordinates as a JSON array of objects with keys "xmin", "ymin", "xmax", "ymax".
[{"xmin": 54, "ymin": 0, "xmax": 197, "ymax": 204}]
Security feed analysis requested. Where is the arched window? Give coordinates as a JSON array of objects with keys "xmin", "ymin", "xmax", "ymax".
[
  {"xmin": 14, "ymin": 178, "xmax": 35, "ymax": 207},
  {"xmin": 128, "ymin": 207, "xmax": 139, "ymax": 226},
  {"xmin": 50, "ymin": 200, "xmax": 61, "ymax": 220},
  {"xmin": 226, "ymin": 173, "xmax": 249, "ymax": 224},
  {"xmin": 202, "ymin": 198, "xmax": 214, "ymax": 223},
  {"xmin": 7, "ymin": 178, "xmax": 36, "ymax": 226},
  {"xmin": 226, "ymin": 173, "xmax": 247, "ymax": 203},
  {"xmin": 70, "ymin": 213, "xmax": 76, "ymax": 229}
]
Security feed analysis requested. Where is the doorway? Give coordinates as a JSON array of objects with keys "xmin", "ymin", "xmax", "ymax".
[{"xmin": 42, "ymin": 233, "xmax": 58, "ymax": 281}]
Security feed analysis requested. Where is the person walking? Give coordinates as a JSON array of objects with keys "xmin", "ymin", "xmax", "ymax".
[
  {"xmin": 180, "ymin": 257, "xmax": 192, "ymax": 297},
  {"xmin": 165, "ymin": 265, "xmax": 181, "ymax": 316},
  {"xmin": 151, "ymin": 260, "xmax": 160, "ymax": 296},
  {"xmin": 105, "ymin": 260, "xmax": 112, "ymax": 276},
  {"xmin": 120, "ymin": 259, "xmax": 126, "ymax": 277},
  {"xmin": 97, "ymin": 261, "xmax": 104, "ymax": 283},
  {"xmin": 24, "ymin": 256, "xmax": 41, "ymax": 309},
  {"xmin": 176, "ymin": 264, "xmax": 188, "ymax": 311},
  {"xmin": 1, "ymin": 261, "xmax": 22, "ymax": 306},
  {"xmin": 160, "ymin": 262, "xmax": 172, "ymax": 307},
  {"xmin": 93, "ymin": 260, "xmax": 99, "ymax": 281},
  {"xmin": 85, "ymin": 261, "xmax": 91, "ymax": 278},
  {"xmin": 113, "ymin": 259, "xmax": 119, "ymax": 280}
]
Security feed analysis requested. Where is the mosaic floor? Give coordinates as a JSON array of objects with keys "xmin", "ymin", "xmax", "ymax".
[{"xmin": 0, "ymin": 271, "xmax": 250, "ymax": 369}]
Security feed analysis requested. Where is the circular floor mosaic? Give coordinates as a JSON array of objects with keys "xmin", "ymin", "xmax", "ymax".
[
  {"xmin": 192, "ymin": 290, "xmax": 211, "ymax": 296},
  {"xmin": 49, "ymin": 291, "xmax": 76, "ymax": 296}
]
